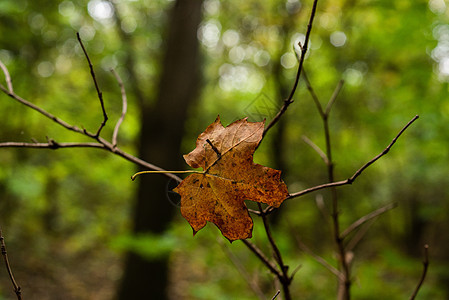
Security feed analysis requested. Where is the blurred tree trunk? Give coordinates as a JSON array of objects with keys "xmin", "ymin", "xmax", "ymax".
[{"xmin": 117, "ymin": 1, "xmax": 203, "ymax": 299}]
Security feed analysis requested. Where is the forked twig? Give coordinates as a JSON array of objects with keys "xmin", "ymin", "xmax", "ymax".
[
  {"xmin": 0, "ymin": 78, "xmax": 82, "ymax": 134},
  {"xmin": 311, "ymin": 77, "xmax": 350, "ymax": 299},
  {"xmin": 261, "ymin": 115, "xmax": 419, "ymax": 215},
  {"xmin": 325, "ymin": 80, "xmax": 344, "ymax": 116},
  {"xmin": 302, "ymin": 135, "xmax": 329, "ymax": 165},
  {"xmin": 241, "ymin": 239, "xmax": 281, "ymax": 278},
  {"xmin": 76, "ymin": 32, "xmax": 108, "ymax": 137},
  {"xmin": 341, "ymin": 202, "xmax": 397, "ymax": 239},
  {"xmin": 294, "ymin": 235, "xmax": 342, "ymax": 280},
  {"xmin": 409, "ymin": 244, "xmax": 429, "ymax": 300},
  {"xmin": 0, "ymin": 228, "xmax": 22, "ymax": 300},
  {"xmin": 288, "ymin": 115, "xmax": 419, "ymax": 200},
  {"xmin": 218, "ymin": 239, "xmax": 266, "ymax": 300},
  {"xmin": 345, "ymin": 218, "xmax": 376, "ymax": 252},
  {"xmin": 0, "ymin": 58, "xmax": 182, "ymax": 183},
  {"xmin": 302, "ymin": 69, "xmax": 324, "ymax": 118}
]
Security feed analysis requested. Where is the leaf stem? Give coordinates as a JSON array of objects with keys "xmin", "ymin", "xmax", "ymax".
[{"xmin": 131, "ymin": 170, "xmax": 204, "ymax": 181}]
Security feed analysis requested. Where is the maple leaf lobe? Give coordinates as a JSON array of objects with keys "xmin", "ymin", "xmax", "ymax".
[{"xmin": 174, "ymin": 116, "xmax": 289, "ymax": 241}]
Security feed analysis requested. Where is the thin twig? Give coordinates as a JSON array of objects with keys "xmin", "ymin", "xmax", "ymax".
[
  {"xmin": 263, "ymin": 0, "xmax": 319, "ymax": 136},
  {"xmin": 241, "ymin": 239, "xmax": 281, "ymax": 278},
  {"xmin": 218, "ymin": 239, "xmax": 266, "ymax": 300},
  {"xmin": 271, "ymin": 290, "xmax": 281, "ymax": 300},
  {"xmin": 0, "ymin": 61, "xmax": 182, "ymax": 182},
  {"xmin": 0, "ymin": 82, "xmax": 82, "ymax": 134},
  {"xmin": 315, "ymin": 194, "xmax": 331, "ymax": 221},
  {"xmin": 345, "ymin": 218, "xmax": 376, "ymax": 252},
  {"xmin": 76, "ymin": 32, "xmax": 108, "ymax": 137},
  {"xmin": 262, "ymin": 116, "xmax": 419, "ymax": 216},
  {"xmin": 288, "ymin": 115, "xmax": 419, "ymax": 200},
  {"xmin": 0, "ymin": 140, "xmax": 182, "ymax": 182},
  {"xmin": 0, "ymin": 141, "xmax": 104, "ymax": 149},
  {"xmin": 0, "ymin": 228, "xmax": 22, "ymax": 300},
  {"xmin": 409, "ymin": 244, "xmax": 430, "ymax": 300},
  {"xmin": 257, "ymin": 203, "xmax": 291, "ymax": 300},
  {"xmin": 295, "ymin": 235, "xmax": 342, "ymax": 280},
  {"xmin": 258, "ymin": 205, "xmax": 284, "ymax": 270},
  {"xmin": 324, "ymin": 80, "xmax": 344, "ymax": 116},
  {"xmin": 340, "ymin": 202, "xmax": 397, "ymax": 239},
  {"xmin": 290, "ymin": 264, "xmax": 302, "ymax": 280},
  {"xmin": 302, "ymin": 135, "xmax": 329, "ymax": 165},
  {"xmin": 315, "ymin": 78, "xmax": 350, "ymax": 300},
  {"xmin": 349, "ymin": 115, "xmax": 419, "ymax": 182},
  {"xmin": 302, "ymin": 69, "xmax": 324, "ymax": 118},
  {"xmin": 110, "ymin": 69, "xmax": 128, "ymax": 149},
  {"xmin": 0, "ymin": 60, "xmax": 13, "ymax": 93}
]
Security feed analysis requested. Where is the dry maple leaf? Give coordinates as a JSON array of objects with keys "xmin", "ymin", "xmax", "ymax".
[{"xmin": 173, "ymin": 116, "xmax": 289, "ymax": 241}]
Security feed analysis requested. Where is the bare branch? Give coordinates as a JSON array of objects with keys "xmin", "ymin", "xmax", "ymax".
[
  {"xmin": 0, "ymin": 60, "xmax": 182, "ymax": 182},
  {"xmin": 348, "ymin": 115, "xmax": 419, "ymax": 182},
  {"xmin": 0, "ymin": 81, "xmax": 82, "ymax": 134},
  {"xmin": 0, "ymin": 141, "xmax": 104, "ymax": 149},
  {"xmin": 0, "ymin": 60, "xmax": 13, "ymax": 93},
  {"xmin": 1, "ymin": 142, "xmax": 182, "ymax": 183},
  {"xmin": 302, "ymin": 135, "xmax": 329, "ymax": 165},
  {"xmin": 324, "ymin": 80, "xmax": 344, "ymax": 116},
  {"xmin": 341, "ymin": 202, "xmax": 397, "ymax": 239},
  {"xmin": 263, "ymin": 0, "xmax": 319, "ymax": 136},
  {"xmin": 288, "ymin": 115, "xmax": 419, "ymax": 199},
  {"xmin": 295, "ymin": 236, "xmax": 342, "ymax": 280},
  {"xmin": 315, "ymin": 194, "xmax": 331, "ymax": 221},
  {"xmin": 0, "ymin": 227, "xmax": 22, "ymax": 300},
  {"xmin": 76, "ymin": 32, "xmax": 108, "ymax": 137},
  {"xmin": 218, "ymin": 239, "xmax": 266, "ymax": 300},
  {"xmin": 302, "ymin": 69, "xmax": 324, "ymax": 118},
  {"xmin": 311, "ymin": 75, "xmax": 350, "ymax": 300},
  {"xmin": 257, "ymin": 203, "xmax": 292, "ymax": 299},
  {"xmin": 241, "ymin": 239, "xmax": 281, "ymax": 278},
  {"xmin": 263, "ymin": 115, "xmax": 419, "ymax": 215},
  {"xmin": 409, "ymin": 244, "xmax": 430, "ymax": 300},
  {"xmin": 345, "ymin": 218, "xmax": 376, "ymax": 252},
  {"xmin": 110, "ymin": 69, "xmax": 128, "ymax": 148}
]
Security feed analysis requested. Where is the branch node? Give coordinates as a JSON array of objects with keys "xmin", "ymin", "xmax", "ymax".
[{"xmin": 46, "ymin": 137, "xmax": 60, "ymax": 150}]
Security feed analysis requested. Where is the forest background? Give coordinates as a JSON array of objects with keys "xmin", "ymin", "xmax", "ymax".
[{"xmin": 0, "ymin": 0, "xmax": 448, "ymax": 299}]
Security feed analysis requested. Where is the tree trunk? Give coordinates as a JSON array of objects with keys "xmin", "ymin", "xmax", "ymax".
[{"xmin": 117, "ymin": 1, "xmax": 203, "ymax": 299}]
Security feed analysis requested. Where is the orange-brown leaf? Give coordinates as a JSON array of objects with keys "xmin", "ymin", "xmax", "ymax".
[{"xmin": 174, "ymin": 116, "xmax": 289, "ymax": 241}]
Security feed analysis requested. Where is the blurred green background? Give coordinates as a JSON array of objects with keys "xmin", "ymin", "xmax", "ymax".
[{"xmin": 0, "ymin": 0, "xmax": 448, "ymax": 299}]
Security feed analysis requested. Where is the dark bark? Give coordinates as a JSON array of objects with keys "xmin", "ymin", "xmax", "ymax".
[{"xmin": 117, "ymin": 1, "xmax": 203, "ymax": 299}]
